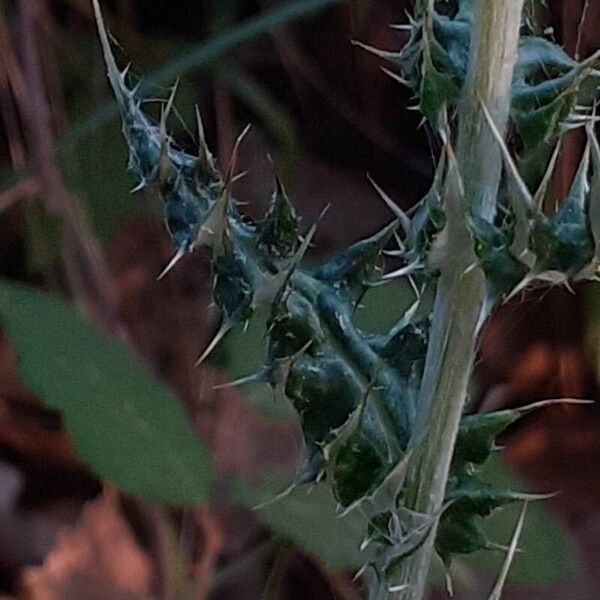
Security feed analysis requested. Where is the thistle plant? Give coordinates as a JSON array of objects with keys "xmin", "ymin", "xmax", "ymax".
[{"xmin": 93, "ymin": 0, "xmax": 600, "ymax": 598}]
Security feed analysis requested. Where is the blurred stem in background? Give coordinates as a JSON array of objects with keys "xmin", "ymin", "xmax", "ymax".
[{"xmin": 16, "ymin": 0, "xmax": 123, "ymax": 336}]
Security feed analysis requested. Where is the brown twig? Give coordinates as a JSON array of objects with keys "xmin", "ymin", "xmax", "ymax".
[
  {"xmin": 16, "ymin": 0, "xmax": 125, "ymax": 339},
  {"xmin": 304, "ymin": 553, "xmax": 362, "ymax": 600},
  {"xmin": 193, "ymin": 506, "xmax": 223, "ymax": 600},
  {"xmin": 326, "ymin": 573, "xmax": 363, "ymax": 600},
  {"xmin": 143, "ymin": 506, "xmax": 178, "ymax": 600}
]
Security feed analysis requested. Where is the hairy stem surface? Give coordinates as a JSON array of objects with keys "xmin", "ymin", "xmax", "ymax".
[{"xmin": 393, "ymin": 1, "xmax": 525, "ymax": 597}]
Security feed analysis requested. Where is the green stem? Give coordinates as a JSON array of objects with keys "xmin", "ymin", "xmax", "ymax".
[
  {"xmin": 456, "ymin": 0, "xmax": 526, "ymax": 221},
  {"xmin": 392, "ymin": 1, "xmax": 525, "ymax": 598}
]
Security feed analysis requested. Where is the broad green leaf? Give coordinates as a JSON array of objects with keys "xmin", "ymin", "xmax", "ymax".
[{"xmin": 0, "ymin": 279, "xmax": 215, "ymax": 506}]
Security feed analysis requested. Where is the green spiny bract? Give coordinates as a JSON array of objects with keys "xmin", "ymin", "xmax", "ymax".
[
  {"xmin": 396, "ymin": 0, "xmax": 600, "ymax": 187},
  {"xmin": 94, "ymin": 0, "xmax": 599, "ymax": 594}
]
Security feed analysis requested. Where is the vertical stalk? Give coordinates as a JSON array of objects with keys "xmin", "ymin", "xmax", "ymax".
[
  {"xmin": 392, "ymin": 1, "xmax": 525, "ymax": 598},
  {"xmin": 456, "ymin": 0, "xmax": 526, "ymax": 221}
]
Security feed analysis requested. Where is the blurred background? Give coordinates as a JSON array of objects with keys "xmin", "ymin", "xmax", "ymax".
[{"xmin": 0, "ymin": 0, "xmax": 600, "ymax": 598}]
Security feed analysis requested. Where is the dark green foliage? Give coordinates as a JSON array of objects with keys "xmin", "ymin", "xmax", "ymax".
[
  {"xmin": 437, "ymin": 479, "xmax": 529, "ymax": 563},
  {"xmin": 437, "ymin": 410, "xmax": 525, "ymax": 564},
  {"xmin": 93, "ymin": 0, "xmax": 599, "ymax": 588},
  {"xmin": 213, "ymin": 249, "xmax": 255, "ymax": 321},
  {"xmin": 452, "ymin": 410, "xmax": 516, "ymax": 471},
  {"xmin": 394, "ymin": 0, "xmax": 600, "ymax": 187},
  {"xmin": 285, "ymin": 355, "xmax": 360, "ymax": 446},
  {"xmin": 470, "ymin": 214, "xmax": 529, "ymax": 305},
  {"xmin": 312, "ymin": 222, "xmax": 396, "ymax": 308},
  {"xmin": 530, "ymin": 150, "xmax": 594, "ymax": 276},
  {"xmin": 398, "ymin": 1, "xmax": 471, "ymax": 124},
  {"xmin": 332, "ymin": 431, "xmax": 388, "ymax": 506},
  {"xmin": 512, "ymin": 38, "xmax": 600, "ymax": 185},
  {"xmin": 257, "ymin": 178, "xmax": 299, "ymax": 259},
  {"xmin": 376, "ymin": 319, "xmax": 429, "ymax": 379}
]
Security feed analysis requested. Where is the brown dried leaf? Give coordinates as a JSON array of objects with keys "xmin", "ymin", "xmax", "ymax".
[{"xmin": 21, "ymin": 494, "xmax": 153, "ymax": 600}]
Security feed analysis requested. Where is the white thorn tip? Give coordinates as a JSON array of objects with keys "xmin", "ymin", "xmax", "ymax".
[
  {"xmin": 367, "ymin": 173, "xmax": 411, "ymax": 233},
  {"xmin": 157, "ymin": 247, "xmax": 185, "ymax": 281},
  {"xmin": 380, "ymin": 66, "xmax": 411, "ymax": 87},
  {"xmin": 195, "ymin": 321, "xmax": 233, "ymax": 366},
  {"xmin": 350, "ymin": 39, "xmax": 400, "ymax": 60}
]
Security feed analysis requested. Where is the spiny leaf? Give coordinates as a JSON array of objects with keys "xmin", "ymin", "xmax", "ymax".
[
  {"xmin": 469, "ymin": 214, "xmax": 528, "ymax": 307},
  {"xmin": 453, "ymin": 398, "xmax": 591, "ymax": 476},
  {"xmin": 398, "ymin": 7, "xmax": 471, "ymax": 125},
  {"xmin": 452, "ymin": 410, "xmax": 517, "ymax": 472},
  {"xmin": 257, "ymin": 177, "xmax": 299, "ymax": 259},
  {"xmin": 312, "ymin": 220, "xmax": 398, "ymax": 308},
  {"xmin": 436, "ymin": 478, "xmax": 536, "ymax": 564},
  {"xmin": 512, "ymin": 38, "xmax": 600, "ymax": 186},
  {"xmin": 531, "ymin": 142, "xmax": 594, "ymax": 277}
]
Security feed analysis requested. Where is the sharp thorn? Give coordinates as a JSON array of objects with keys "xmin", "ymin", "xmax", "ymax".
[
  {"xmin": 487, "ymin": 503, "xmax": 528, "ymax": 600},
  {"xmin": 225, "ymin": 124, "xmax": 252, "ymax": 185},
  {"xmin": 383, "ymin": 261, "xmax": 421, "ymax": 280},
  {"xmin": 389, "ymin": 23, "xmax": 413, "ymax": 31},
  {"xmin": 252, "ymin": 481, "xmax": 296, "ymax": 511},
  {"xmin": 163, "ymin": 79, "xmax": 179, "ymax": 122},
  {"xmin": 196, "ymin": 321, "xmax": 233, "ymax": 366},
  {"xmin": 130, "ymin": 180, "xmax": 146, "ymax": 193},
  {"xmin": 534, "ymin": 139, "xmax": 563, "ymax": 207},
  {"xmin": 353, "ymin": 564, "xmax": 368, "ymax": 582},
  {"xmin": 392, "ymin": 230, "xmax": 406, "ymax": 251},
  {"xmin": 517, "ymin": 397, "xmax": 594, "ymax": 416},
  {"xmin": 230, "ymin": 169, "xmax": 249, "ymax": 184},
  {"xmin": 479, "ymin": 99, "xmax": 534, "ymax": 209},
  {"xmin": 380, "ymin": 66, "xmax": 411, "ymax": 87},
  {"xmin": 367, "ymin": 173, "xmax": 411, "ymax": 233},
  {"xmin": 157, "ymin": 247, "xmax": 186, "ymax": 281},
  {"xmin": 350, "ymin": 39, "xmax": 400, "ymax": 60},
  {"xmin": 195, "ymin": 104, "xmax": 207, "ymax": 145},
  {"xmin": 213, "ymin": 370, "xmax": 266, "ymax": 390}
]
